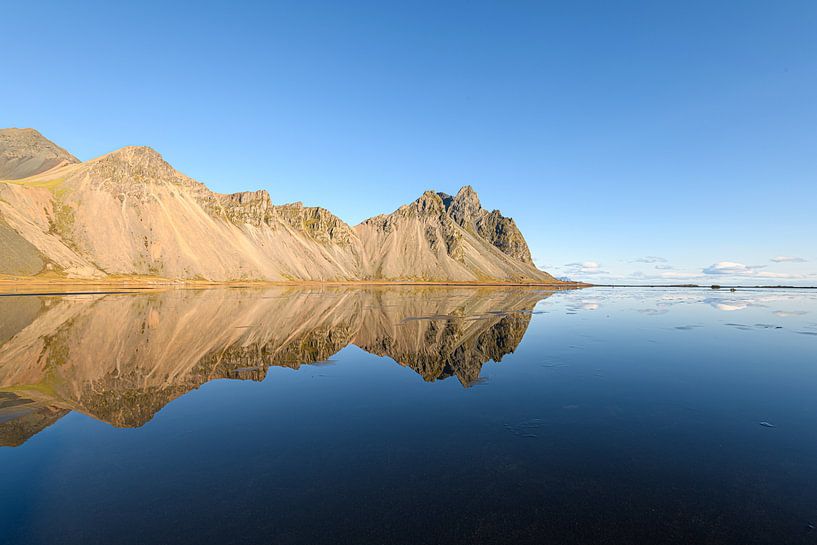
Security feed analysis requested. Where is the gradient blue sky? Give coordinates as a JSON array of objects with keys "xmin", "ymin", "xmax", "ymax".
[{"xmin": 4, "ymin": 1, "xmax": 816, "ymax": 284}]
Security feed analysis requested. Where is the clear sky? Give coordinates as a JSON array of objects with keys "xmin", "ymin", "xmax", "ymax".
[{"xmin": 4, "ymin": 1, "xmax": 816, "ymax": 284}]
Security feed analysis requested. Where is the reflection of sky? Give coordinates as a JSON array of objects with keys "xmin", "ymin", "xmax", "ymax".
[
  {"xmin": 2, "ymin": 286, "xmax": 817, "ymax": 544},
  {"xmin": 546, "ymin": 287, "xmax": 817, "ymax": 322}
]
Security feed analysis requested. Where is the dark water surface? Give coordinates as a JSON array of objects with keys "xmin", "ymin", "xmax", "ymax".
[{"xmin": 1, "ymin": 286, "xmax": 816, "ymax": 544}]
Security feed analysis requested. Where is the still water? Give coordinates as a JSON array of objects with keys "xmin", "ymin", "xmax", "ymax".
[{"xmin": 1, "ymin": 286, "xmax": 816, "ymax": 544}]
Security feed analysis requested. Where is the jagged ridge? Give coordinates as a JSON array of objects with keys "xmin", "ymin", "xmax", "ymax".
[{"xmin": 0, "ymin": 129, "xmax": 558, "ymax": 283}]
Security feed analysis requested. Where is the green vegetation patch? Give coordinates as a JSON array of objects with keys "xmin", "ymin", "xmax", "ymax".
[
  {"xmin": 4, "ymin": 177, "xmax": 65, "ymax": 192},
  {"xmin": 47, "ymin": 199, "xmax": 78, "ymax": 251}
]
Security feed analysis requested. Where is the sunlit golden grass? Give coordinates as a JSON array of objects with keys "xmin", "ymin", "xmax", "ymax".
[{"xmin": 2, "ymin": 177, "xmax": 65, "ymax": 191}]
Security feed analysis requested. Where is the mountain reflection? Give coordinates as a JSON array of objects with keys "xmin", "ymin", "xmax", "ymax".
[{"xmin": 0, "ymin": 287, "xmax": 556, "ymax": 446}]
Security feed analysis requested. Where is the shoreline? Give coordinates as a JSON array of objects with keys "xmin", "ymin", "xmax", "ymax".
[
  {"xmin": 1, "ymin": 276, "xmax": 813, "ymax": 293},
  {"xmin": 2, "ymin": 277, "xmax": 813, "ymax": 293},
  {"xmin": 0, "ymin": 276, "xmax": 589, "ymax": 294}
]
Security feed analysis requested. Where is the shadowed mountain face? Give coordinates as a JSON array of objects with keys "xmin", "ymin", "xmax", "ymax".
[
  {"xmin": 0, "ymin": 287, "xmax": 555, "ymax": 445},
  {"xmin": 0, "ymin": 129, "xmax": 556, "ymax": 283}
]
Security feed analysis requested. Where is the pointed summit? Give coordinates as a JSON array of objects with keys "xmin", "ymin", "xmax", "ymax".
[
  {"xmin": 435, "ymin": 185, "xmax": 534, "ymax": 265},
  {"xmin": 0, "ymin": 127, "xmax": 79, "ymax": 180},
  {"xmin": 92, "ymin": 146, "xmax": 171, "ymax": 169},
  {"xmin": 455, "ymin": 184, "xmax": 480, "ymax": 205},
  {"xmin": 408, "ymin": 190, "xmax": 447, "ymax": 217},
  {"xmin": 82, "ymin": 146, "xmax": 192, "ymax": 189},
  {"xmin": 444, "ymin": 185, "xmax": 482, "ymax": 226}
]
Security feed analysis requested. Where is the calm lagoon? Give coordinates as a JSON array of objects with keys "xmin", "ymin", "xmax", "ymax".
[{"xmin": 1, "ymin": 286, "xmax": 816, "ymax": 544}]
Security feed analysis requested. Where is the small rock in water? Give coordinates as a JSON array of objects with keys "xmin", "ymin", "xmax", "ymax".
[{"xmin": 759, "ymin": 421, "xmax": 776, "ymax": 428}]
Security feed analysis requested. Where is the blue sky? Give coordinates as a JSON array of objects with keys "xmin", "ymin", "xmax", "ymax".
[{"xmin": 4, "ymin": 1, "xmax": 816, "ymax": 284}]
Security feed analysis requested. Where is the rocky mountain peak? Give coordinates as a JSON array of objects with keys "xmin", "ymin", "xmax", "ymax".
[
  {"xmin": 94, "ymin": 145, "xmax": 169, "ymax": 169},
  {"xmin": 0, "ymin": 127, "xmax": 79, "ymax": 180},
  {"xmin": 442, "ymin": 185, "xmax": 482, "ymax": 226},
  {"xmin": 82, "ymin": 146, "xmax": 192, "ymax": 191},
  {"xmin": 437, "ymin": 185, "xmax": 534, "ymax": 265},
  {"xmin": 454, "ymin": 184, "xmax": 480, "ymax": 206},
  {"xmin": 402, "ymin": 190, "xmax": 446, "ymax": 218}
]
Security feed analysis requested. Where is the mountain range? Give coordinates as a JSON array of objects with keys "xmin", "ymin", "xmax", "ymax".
[{"xmin": 0, "ymin": 128, "xmax": 558, "ymax": 283}]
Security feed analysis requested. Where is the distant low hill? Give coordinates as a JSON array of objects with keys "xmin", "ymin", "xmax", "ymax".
[{"xmin": 0, "ymin": 128, "xmax": 558, "ymax": 284}]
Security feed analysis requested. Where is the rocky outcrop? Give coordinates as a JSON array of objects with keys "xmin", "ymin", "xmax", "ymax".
[
  {"xmin": 214, "ymin": 190, "xmax": 274, "ymax": 226},
  {"xmin": 440, "ymin": 185, "xmax": 534, "ymax": 264},
  {"xmin": 0, "ymin": 128, "xmax": 558, "ymax": 283},
  {"xmin": 205, "ymin": 190, "xmax": 355, "ymax": 244},
  {"xmin": 275, "ymin": 202, "xmax": 356, "ymax": 245}
]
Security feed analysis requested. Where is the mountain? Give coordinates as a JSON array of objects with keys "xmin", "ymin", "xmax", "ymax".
[
  {"xmin": 0, "ymin": 128, "xmax": 79, "ymax": 180},
  {"xmin": 0, "ymin": 129, "xmax": 559, "ymax": 283},
  {"xmin": 0, "ymin": 286, "xmax": 551, "ymax": 443},
  {"xmin": 356, "ymin": 187, "xmax": 552, "ymax": 282}
]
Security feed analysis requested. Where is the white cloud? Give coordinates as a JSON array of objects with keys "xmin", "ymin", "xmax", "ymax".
[
  {"xmin": 657, "ymin": 271, "xmax": 702, "ymax": 279},
  {"xmin": 566, "ymin": 260, "xmax": 599, "ymax": 269},
  {"xmin": 771, "ymin": 256, "xmax": 807, "ymax": 263},
  {"xmin": 632, "ymin": 256, "xmax": 667, "ymax": 264},
  {"xmin": 562, "ymin": 261, "xmax": 609, "ymax": 275},
  {"xmin": 702, "ymin": 261, "xmax": 812, "ymax": 280},
  {"xmin": 756, "ymin": 271, "xmax": 817, "ymax": 280},
  {"xmin": 703, "ymin": 262, "xmax": 755, "ymax": 275}
]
